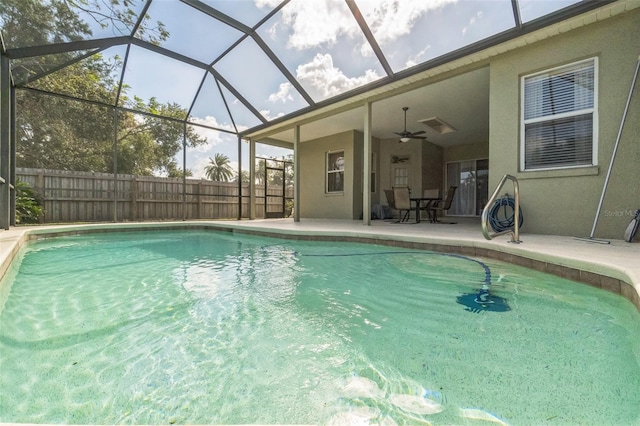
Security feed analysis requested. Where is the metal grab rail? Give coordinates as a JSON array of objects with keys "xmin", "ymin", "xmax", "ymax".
[{"xmin": 481, "ymin": 174, "xmax": 522, "ymax": 243}]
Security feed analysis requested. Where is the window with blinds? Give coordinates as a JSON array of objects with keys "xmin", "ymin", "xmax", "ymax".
[{"xmin": 521, "ymin": 58, "xmax": 597, "ymax": 171}]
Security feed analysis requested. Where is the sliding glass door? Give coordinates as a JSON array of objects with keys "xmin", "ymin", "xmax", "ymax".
[{"xmin": 446, "ymin": 159, "xmax": 488, "ymax": 216}]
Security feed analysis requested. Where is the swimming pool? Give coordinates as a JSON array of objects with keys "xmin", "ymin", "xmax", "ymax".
[{"xmin": 1, "ymin": 230, "xmax": 639, "ymax": 424}]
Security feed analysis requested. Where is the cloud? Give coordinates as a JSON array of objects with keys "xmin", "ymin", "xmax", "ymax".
[
  {"xmin": 405, "ymin": 46, "xmax": 432, "ymax": 68},
  {"xmin": 188, "ymin": 116, "xmax": 235, "ymax": 150},
  {"xmin": 462, "ymin": 10, "xmax": 483, "ymax": 36},
  {"xmin": 260, "ymin": 109, "xmax": 285, "ymax": 120},
  {"xmin": 268, "ymin": 82, "xmax": 294, "ymax": 103},
  {"xmin": 296, "ymin": 53, "xmax": 381, "ymax": 99},
  {"xmin": 254, "ymin": 0, "xmax": 281, "ymax": 9},
  {"xmin": 264, "ymin": 0, "xmax": 361, "ymax": 50},
  {"xmin": 257, "ymin": 0, "xmax": 457, "ymax": 60},
  {"xmin": 357, "ymin": 0, "xmax": 457, "ymax": 45}
]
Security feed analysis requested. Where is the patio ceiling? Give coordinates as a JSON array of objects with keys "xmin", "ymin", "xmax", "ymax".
[
  {"xmin": 262, "ymin": 65, "xmax": 490, "ymax": 147},
  {"xmin": 1, "ymin": 0, "xmax": 614, "ymax": 142}
]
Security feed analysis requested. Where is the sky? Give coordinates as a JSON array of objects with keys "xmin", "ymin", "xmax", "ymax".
[{"xmin": 54, "ymin": 0, "xmax": 580, "ymax": 179}]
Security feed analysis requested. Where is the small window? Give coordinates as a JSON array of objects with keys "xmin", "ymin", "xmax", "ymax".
[
  {"xmin": 393, "ymin": 166, "xmax": 409, "ymax": 187},
  {"xmin": 521, "ymin": 58, "xmax": 597, "ymax": 171},
  {"xmin": 326, "ymin": 150, "xmax": 344, "ymax": 193}
]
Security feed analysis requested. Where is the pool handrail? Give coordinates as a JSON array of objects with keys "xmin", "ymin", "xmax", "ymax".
[{"xmin": 481, "ymin": 174, "xmax": 522, "ymax": 243}]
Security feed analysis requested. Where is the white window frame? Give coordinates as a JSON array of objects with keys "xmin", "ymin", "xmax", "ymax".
[
  {"xmin": 520, "ymin": 57, "xmax": 598, "ymax": 171},
  {"xmin": 326, "ymin": 150, "xmax": 344, "ymax": 194}
]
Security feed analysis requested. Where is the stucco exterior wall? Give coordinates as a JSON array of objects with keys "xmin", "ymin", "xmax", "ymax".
[
  {"xmin": 298, "ymin": 130, "xmax": 358, "ymax": 219},
  {"xmin": 421, "ymin": 142, "xmax": 444, "ymax": 195},
  {"xmin": 443, "ymin": 143, "xmax": 489, "ymax": 165},
  {"xmin": 378, "ymin": 137, "xmax": 423, "ymax": 195},
  {"xmin": 489, "ymin": 10, "xmax": 640, "ymax": 239}
]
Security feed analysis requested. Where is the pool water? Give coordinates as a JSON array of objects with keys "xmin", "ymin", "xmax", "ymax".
[{"xmin": 1, "ymin": 230, "xmax": 639, "ymax": 425}]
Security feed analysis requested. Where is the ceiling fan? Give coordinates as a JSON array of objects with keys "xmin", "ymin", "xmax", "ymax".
[{"xmin": 394, "ymin": 107, "xmax": 427, "ymax": 143}]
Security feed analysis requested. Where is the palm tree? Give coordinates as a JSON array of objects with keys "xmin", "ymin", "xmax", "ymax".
[{"xmin": 204, "ymin": 153, "xmax": 234, "ymax": 182}]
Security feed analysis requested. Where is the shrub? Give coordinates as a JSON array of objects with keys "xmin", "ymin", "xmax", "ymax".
[{"xmin": 15, "ymin": 179, "xmax": 44, "ymax": 224}]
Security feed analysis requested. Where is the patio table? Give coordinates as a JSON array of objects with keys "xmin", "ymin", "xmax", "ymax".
[{"xmin": 410, "ymin": 197, "xmax": 441, "ymax": 223}]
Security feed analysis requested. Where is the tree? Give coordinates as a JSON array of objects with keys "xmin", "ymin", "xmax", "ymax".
[
  {"xmin": 204, "ymin": 153, "xmax": 235, "ymax": 182},
  {"xmin": 115, "ymin": 98, "xmax": 207, "ymax": 176},
  {"xmin": 1, "ymin": 0, "xmax": 167, "ymax": 48},
  {"xmin": 4, "ymin": 0, "xmax": 204, "ymax": 177},
  {"xmin": 235, "ymin": 170, "xmax": 250, "ymax": 184}
]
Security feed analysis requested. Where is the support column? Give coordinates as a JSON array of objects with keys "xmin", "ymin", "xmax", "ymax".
[
  {"xmin": 182, "ymin": 124, "xmax": 187, "ymax": 220},
  {"xmin": 237, "ymin": 134, "xmax": 242, "ymax": 220},
  {"xmin": 10, "ymin": 86, "xmax": 15, "ymax": 226},
  {"xmin": 0, "ymin": 52, "xmax": 11, "ymax": 230},
  {"xmin": 112, "ymin": 108, "xmax": 118, "ymax": 222},
  {"xmin": 293, "ymin": 126, "xmax": 300, "ymax": 222},
  {"xmin": 363, "ymin": 101, "xmax": 372, "ymax": 226},
  {"xmin": 249, "ymin": 138, "xmax": 256, "ymax": 220}
]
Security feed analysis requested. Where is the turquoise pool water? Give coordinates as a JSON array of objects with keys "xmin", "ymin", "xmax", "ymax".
[{"xmin": 0, "ymin": 230, "xmax": 638, "ymax": 425}]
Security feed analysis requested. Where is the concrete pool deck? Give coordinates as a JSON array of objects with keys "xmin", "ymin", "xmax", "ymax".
[{"xmin": 1, "ymin": 218, "xmax": 639, "ymax": 312}]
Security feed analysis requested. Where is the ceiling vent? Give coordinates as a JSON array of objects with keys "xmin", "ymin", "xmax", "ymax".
[{"xmin": 418, "ymin": 117, "xmax": 456, "ymax": 134}]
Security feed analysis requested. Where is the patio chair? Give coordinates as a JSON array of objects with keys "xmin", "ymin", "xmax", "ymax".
[
  {"xmin": 420, "ymin": 188, "xmax": 441, "ymax": 222},
  {"xmin": 384, "ymin": 189, "xmax": 400, "ymax": 222},
  {"xmin": 428, "ymin": 186, "xmax": 457, "ymax": 223},
  {"xmin": 383, "ymin": 189, "xmax": 396, "ymax": 221},
  {"xmin": 392, "ymin": 186, "xmax": 412, "ymax": 222}
]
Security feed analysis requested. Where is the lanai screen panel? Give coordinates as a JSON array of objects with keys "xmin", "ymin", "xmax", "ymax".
[
  {"xmin": 357, "ymin": 0, "xmax": 516, "ymax": 72},
  {"xmin": 256, "ymin": 0, "xmax": 386, "ymax": 102},
  {"xmin": 22, "ymin": 47, "xmax": 127, "ymax": 106},
  {"xmin": 0, "ymin": 0, "xmax": 150, "ymax": 48},
  {"xmin": 200, "ymin": 0, "xmax": 276, "ymax": 27},
  {"xmin": 119, "ymin": 45, "xmax": 204, "ymax": 119},
  {"xmin": 136, "ymin": 0, "xmax": 245, "ymax": 64},
  {"xmin": 214, "ymin": 36, "xmax": 310, "ymax": 121},
  {"xmin": 519, "ymin": 0, "xmax": 584, "ymax": 22},
  {"xmin": 188, "ymin": 73, "xmax": 237, "ymax": 132}
]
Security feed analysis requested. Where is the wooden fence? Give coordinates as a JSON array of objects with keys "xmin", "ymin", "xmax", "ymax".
[{"xmin": 16, "ymin": 168, "xmax": 292, "ymax": 223}]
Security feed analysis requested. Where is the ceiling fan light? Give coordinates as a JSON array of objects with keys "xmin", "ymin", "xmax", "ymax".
[{"xmin": 400, "ymin": 137, "xmax": 411, "ymax": 143}]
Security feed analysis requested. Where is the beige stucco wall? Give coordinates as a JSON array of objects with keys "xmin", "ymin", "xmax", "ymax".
[
  {"xmin": 421, "ymin": 142, "xmax": 444, "ymax": 196},
  {"xmin": 443, "ymin": 143, "xmax": 489, "ymax": 165},
  {"xmin": 298, "ymin": 130, "xmax": 381, "ymax": 220},
  {"xmin": 378, "ymin": 137, "xmax": 423, "ymax": 194},
  {"xmin": 489, "ymin": 10, "xmax": 640, "ymax": 239}
]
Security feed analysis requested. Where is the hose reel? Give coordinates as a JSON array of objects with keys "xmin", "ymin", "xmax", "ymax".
[{"xmin": 488, "ymin": 195, "xmax": 523, "ymax": 233}]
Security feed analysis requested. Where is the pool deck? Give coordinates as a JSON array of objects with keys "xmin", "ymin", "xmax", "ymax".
[{"xmin": 1, "ymin": 218, "xmax": 639, "ymax": 312}]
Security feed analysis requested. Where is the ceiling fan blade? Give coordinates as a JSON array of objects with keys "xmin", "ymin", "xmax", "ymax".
[{"xmin": 394, "ymin": 107, "xmax": 425, "ymax": 140}]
